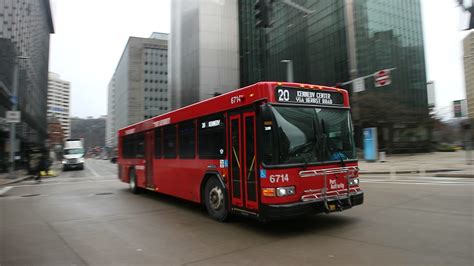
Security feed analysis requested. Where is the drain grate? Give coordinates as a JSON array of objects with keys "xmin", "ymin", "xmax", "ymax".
[
  {"xmin": 21, "ymin": 194, "xmax": 41, "ymax": 197},
  {"xmin": 95, "ymin": 192, "xmax": 114, "ymax": 196}
]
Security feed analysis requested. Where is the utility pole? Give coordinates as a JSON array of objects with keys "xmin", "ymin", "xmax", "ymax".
[{"xmin": 8, "ymin": 56, "xmax": 28, "ymax": 179}]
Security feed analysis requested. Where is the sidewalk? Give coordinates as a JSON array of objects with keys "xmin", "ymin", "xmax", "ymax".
[
  {"xmin": 359, "ymin": 151, "xmax": 474, "ymax": 178},
  {"xmin": 0, "ymin": 162, "xmax": 63, "ymax": 186},
  {"xmin": 0, "ymin": 169, "xmax": 32, "ymax": 186}
]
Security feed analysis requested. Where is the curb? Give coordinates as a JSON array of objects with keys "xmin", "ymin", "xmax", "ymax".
[
  {"xmin": 359, "ymin": 169, "xmax": 462, "ymax": 175},
  {"xmin": 434, "ymin": 173, "xmax": 474, "ymax": 178},
  {"xmin": 360, "ymin": 169, "xmax": 471, "ymax": 177},
  {"xmin": 0, "ymin": 175, "xmax": 33, "ymax": 187}
]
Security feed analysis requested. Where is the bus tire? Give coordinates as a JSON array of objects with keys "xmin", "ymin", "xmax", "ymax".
[
  {"xmin": 129, "ymin": 168, "xmax": 140, "ymax": 194},
  {"xmin": 204, "ymin": 177, "xmax": 229, "ymax": 222}
]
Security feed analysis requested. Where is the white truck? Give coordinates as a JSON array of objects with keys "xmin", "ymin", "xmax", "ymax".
[{"xmin": 62, "ymin": 138, "xmax": 85, "ymax": 170}]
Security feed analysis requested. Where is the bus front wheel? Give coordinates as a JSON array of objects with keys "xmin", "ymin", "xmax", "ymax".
[
  {"xmin": 204, "ymin": 177, "xmax": 229, "ymax": 222},
  {"xmin": 129, "ymin": 169, "xmax": 140, "ymax": 194}
]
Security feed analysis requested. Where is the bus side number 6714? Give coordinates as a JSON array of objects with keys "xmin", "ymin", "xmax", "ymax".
[
  {"xmin": 269, "ymin": 174, "xmax": 289, "ymax": 183},
  {"xmin": 277, "ymin": 89, "xmax": 290, "ymax": 102}
]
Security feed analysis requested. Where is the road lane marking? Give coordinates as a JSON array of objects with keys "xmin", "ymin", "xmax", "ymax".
[
  {"xmin": 86, "ymin": 163, "xmax": 100, "ymax": 177},
  {"xmin": 0, "ymin": 186, "xmax": 13, "ymax": 196}
]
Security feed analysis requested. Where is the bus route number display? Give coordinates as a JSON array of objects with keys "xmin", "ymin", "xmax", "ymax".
[{"xmin": 275, "ymin": 87, "xmax": 344, "ymax": 106}]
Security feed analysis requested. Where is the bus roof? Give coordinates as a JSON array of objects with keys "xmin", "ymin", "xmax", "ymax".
[{"xmin": 118, "ymin": 82, "xmax": 349, "ymax": 137}]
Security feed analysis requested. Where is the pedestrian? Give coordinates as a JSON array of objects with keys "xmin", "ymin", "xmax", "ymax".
[{"xmin": 34, "ymin": 154, "xmax": 49, "ymax": 182}]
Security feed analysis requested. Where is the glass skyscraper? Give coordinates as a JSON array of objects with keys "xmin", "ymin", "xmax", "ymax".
[{"xmin": 239, "ymin": 0, "xmax": 429, "ymax": 152}]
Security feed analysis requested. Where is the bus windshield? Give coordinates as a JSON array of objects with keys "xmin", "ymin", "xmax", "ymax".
[{"xmin": 263, "ymin": 106, "xmax": 356, "ymax": 165}]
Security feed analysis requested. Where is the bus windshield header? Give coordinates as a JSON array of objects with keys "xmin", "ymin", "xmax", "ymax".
[{"xmin": 275, "ymin": 87, "xmax": 344, "ymax": 106}]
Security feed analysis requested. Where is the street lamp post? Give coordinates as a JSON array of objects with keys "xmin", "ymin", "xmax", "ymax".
[
  {"xmin": 8, "ymin": 55, "xmax": 28, "ymax": 179},
  {"xmin": 281, "ymin": 60, "xmax": 294, "ymax": 82}
]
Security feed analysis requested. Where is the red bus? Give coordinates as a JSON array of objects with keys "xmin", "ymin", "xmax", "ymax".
[{"xmin": 117, "ymin": 82, "xmax": 363, "ymax": 221}]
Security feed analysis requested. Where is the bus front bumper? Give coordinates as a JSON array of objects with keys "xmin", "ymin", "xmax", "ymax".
[{"xmin": 260, "ymin": 191, "xmax": 364, "ymax": 220}]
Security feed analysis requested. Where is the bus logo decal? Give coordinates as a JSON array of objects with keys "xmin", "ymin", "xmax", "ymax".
[
  {"xmin": 153, "ymin": 117, "xmax": 171, "ymax": 127},
  {"xmin": 260, "ymin": 169, "xmax": 267, "ymax": 178}
]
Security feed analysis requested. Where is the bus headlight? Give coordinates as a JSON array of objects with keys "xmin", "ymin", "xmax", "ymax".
[
  {"xmin": 349, "ymin": 178, "xmax": 359, "ymax": 186},
  {"xmin": 276, "ymin": 186, "xmax": 295, "ymax": 197}
]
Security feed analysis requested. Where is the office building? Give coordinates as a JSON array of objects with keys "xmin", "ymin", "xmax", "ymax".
[
  {"xmin": 105, "ymin": 76, "xmax": 116, "ymax": 148},
  {"xmin": 239, "ymin": 0, "xmax": 429, "ymax": 152},
  {"xmin": 464, "ymin": 32, "xmax": 474, "ymax": 120},
  {"xmin": 0, "ymin": 0, "xmax": 54, "ymax": 169},
  {"xmin": 47, "ymin": 72, "xmax": 71, "ymax": 139},
  {"xmin": 169, "ymin": 0, "xmax": 240, "ymax": 109},
  {"xmin": 108, "ymin": 33, "xmax": 169, "ymax": 144}
]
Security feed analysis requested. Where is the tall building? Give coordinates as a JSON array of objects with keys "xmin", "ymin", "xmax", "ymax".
[
  {"xmin": 169, "ymin": 0, "xmax": 240, "ymax": 109},
  {"xmin": 105, "ymin": 76, "xmax": 116, "ymax": 148},
  {"xmin": 108, "ymin": 33, "xmax": 169, "ymax": 143},
  {"xmin": 47, "ymin": 72, "xmax": 71, "ymax": 139},
  {"xmin": 464, "ymin": 32, "xmax": 474, "ymax": 120},
  {"xmin": 0, "ymin": 0, "xmax": 54, "ymax": 168},
  {"xmin": 239, "ymin": 0, "xmax": 429, "ymax": 153}
]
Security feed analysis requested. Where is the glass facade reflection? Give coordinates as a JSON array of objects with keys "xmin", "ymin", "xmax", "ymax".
[{"xmin": 239, "ymin": 0, "xmax": 429, "ymax": 152}]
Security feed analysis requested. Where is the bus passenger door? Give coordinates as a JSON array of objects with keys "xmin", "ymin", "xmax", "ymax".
[
  {"xmin": 230, "ymin": 115, "xmax": 243, "ymax": 208},
  {"xmin": 145, "ymin": 131, "xmax": 154, "ymax": 188},
  {"xmin": 243, "ymin": 112, "xmax": 258, "ymax": 210},
  {"xmin": 229, "ymin": 112, "xmax": 258, "ymax": 211}
]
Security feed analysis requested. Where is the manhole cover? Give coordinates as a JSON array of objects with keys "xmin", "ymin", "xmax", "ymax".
[
  {"xmin": 21, "ymin": 194, "xmax": 41, "ymax": 197},
  {"xmin": 95, "ymin": 192, "xmax": 114, "ymax": 196}
]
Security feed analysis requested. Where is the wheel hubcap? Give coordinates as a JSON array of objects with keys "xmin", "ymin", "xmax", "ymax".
[
  {"xmin": 209, "ymin": 186, "xmax": 223, "ymax": 210},
  {"xmin": 130, "ymin": 176, "xmax": 135, "ymax": 189}
]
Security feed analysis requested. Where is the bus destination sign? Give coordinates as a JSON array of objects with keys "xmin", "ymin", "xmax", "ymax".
[{"xmin": 275, "ymin": 87, "xmax": 344, "ymax": 106}]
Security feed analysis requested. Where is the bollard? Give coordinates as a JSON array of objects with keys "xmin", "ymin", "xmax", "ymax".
[{"xmin": 379, "ymin": 151, "xmax": 386, "ymax": 162}]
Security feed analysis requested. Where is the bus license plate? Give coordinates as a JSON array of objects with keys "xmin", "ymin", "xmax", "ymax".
[{"xmin": 328, "ymin": 204, "xmax": 336, "ymax": 211}]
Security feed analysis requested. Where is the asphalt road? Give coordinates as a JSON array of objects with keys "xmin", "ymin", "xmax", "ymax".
[{"xmin": 1, "ymin": 159, "xmax": 473, "ymax": 265}]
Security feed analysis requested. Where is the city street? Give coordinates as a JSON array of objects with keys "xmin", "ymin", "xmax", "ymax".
[{"xmin": 1, "ymin": 159, "xmax": 473, "ymax": 265}]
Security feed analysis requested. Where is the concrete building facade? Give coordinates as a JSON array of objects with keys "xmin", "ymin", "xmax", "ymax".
[
  {"xmin": 108, "ymin": 33, "xmax": 169, "ymax": 147},
  {"xmin": 105, "ymin": 76, "xmax": 116, "ymax": 148},
  {"xmin": 464, "ymin": 31, "xmax": 474, "ymax": 120},
  {"xmin": 169, "ymin": 0, "xmax": 240, "ymax": 109},
  {"xmin": 0, "ymin": 0, "xmax": 54, "ymax": 170},
  {"xmin": 47, "ymin": 72, "xmax": 70, "ymax": 139}
]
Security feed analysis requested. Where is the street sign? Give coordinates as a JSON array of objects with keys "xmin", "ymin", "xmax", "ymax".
[
  {"xmin": 374, "ymin": 69, "xmax": 391, "ymax": 87},
  {"xmin": 353, "ymin": 77, "xmax": 365, "ymax": 93},
  {"xmin": 6, "ymin": 111, "xmax": 21, "ymax": 123},
  {"xmin": 9, "ymin": 96, "xmax": 17, "ymax": 105}
]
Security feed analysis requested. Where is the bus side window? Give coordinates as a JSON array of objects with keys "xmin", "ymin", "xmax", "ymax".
[
  {"xmin": 122, "ymin": 133, "xmax": 145, "ymax": 159},
  {"xmin": 163, "ymin": 125, "xmax": 177, "ymax": 158},
  {"xmin": 198, "ymin": 114, "xmax": 226, "ymax": 159},
  {"xmin": 178, "ymin": 120, "xmax": 196, "ymax": 159},
  {"xmin": 260, "ymin": 104, "xmax": 274, "ymax": 164},
  {"xmin": 136, "ymin": 134, "xmax": 145, "ymax": 158},
  {"xmin": 154, "ymin": 128, "xmax": 162, "ymax": 158}
]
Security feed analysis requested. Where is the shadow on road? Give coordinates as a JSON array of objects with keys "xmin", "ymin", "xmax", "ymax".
[{"xmin": 124, "ymin": 188, "xmax": 359, "ymax": 237}]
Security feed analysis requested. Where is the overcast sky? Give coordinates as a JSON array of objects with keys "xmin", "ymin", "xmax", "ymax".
[{"xmin": 49, "ymin": 0, "xmax": 469, "ymax": 119}]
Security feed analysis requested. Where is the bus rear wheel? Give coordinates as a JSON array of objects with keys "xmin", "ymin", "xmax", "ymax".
[
  {"xmin": 204, "ymin": 177, "xmax": 229, "ymax": 222},
  {"xmin": 129, "ymin": 169, "xmax": 140, "ymax": 194}
]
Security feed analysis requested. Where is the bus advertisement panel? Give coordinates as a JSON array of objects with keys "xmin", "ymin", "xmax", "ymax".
[{"xmin": 117, "ymin": 82, "xmax": 363, "ymax": 221}]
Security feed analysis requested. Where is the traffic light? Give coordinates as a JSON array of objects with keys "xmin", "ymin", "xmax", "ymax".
[{"xmin": 254, "ymin": 0, "xmax": 272, "ymax": 28}]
